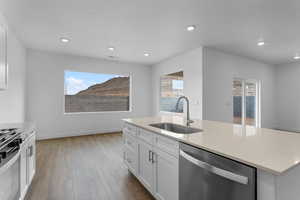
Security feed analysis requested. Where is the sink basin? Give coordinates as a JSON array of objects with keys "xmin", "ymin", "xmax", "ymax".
[{"xmin": 149, "ymin": 123, "xmax": 202, "ymax": 134}]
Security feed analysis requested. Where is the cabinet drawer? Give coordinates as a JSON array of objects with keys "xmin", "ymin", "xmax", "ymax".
[
  {"xmin": 123, "ymin": 123, "xmax": 137, "ymax": 136},
  {"xmin": 124, "ymin": 132, "xmax": 137, "ymax": 152},
  {"xmin": 124, "ymin": 147, "xmax": 138, "ymax": 175},
  {"xmin": 155, "ymin": 134, "xmax": 179, "ymax": 158},
  {"xmin": 137, "ymin": 128, "xmax": 154, "ymax": 144}
]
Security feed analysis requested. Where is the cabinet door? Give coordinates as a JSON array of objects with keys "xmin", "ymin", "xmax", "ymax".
[
  {"xmin": 153, "ymin": 148, "xmax": 179, "ymax": 200},
  {"xmin": 138, "ymin": 140, "xmax": 154, "ymax": 193},
  {"xmin": 20, "ymin": 143, "xmax": 28, "ymax": 199},
  {"xmin": 124, "ymin": 147, "xmax": 138, "ymax": 176},
  {"xmin": 27, "ymin": 133, "xmax": 36, "ymax": 184},
  {"xmin": 0, "ymin": 24, "xmax": 7, "ymax": 90}
]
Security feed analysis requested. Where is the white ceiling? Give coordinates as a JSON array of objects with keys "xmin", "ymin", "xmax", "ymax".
[{"xmin": 1, "ymin": 0, "xmax": 300, "ymax": 65}]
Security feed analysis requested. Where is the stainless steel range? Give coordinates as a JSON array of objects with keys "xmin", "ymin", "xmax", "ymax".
[
  {"xmin": 0, "ymin": 128, "xmax": 22, "ymax": 161},
  {"xmin": 0, "ymin": 128, "xmax": 22, "ymax": 200}
]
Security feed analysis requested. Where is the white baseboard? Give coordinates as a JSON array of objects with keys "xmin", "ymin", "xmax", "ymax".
[{"xmin": 37, "ymin": 128, "xmax": 122, "ymax": 140}]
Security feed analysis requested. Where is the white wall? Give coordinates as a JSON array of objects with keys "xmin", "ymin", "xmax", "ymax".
[
  {"xmin": 274, "ymin": 62, "xmax": 300, "ymax": 132},
  {"xmin": 203, "ymin": 47, "xmax": 276, "ymax": 128},
  {"xmin": 0, "ymin": 13, "xmax": 26, "ymax": 123},
  {"xmin": 151, "ymin": 47, "xmax": 203, "ymax": 119},
  {"xmin": 26, "ymin": 49, "xmax": 152, "ymax": 139}
]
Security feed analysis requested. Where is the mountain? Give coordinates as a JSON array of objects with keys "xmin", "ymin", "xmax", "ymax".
[{"xmin": 76, "ymin": 77, "xmax": 129, "ymax": 96}]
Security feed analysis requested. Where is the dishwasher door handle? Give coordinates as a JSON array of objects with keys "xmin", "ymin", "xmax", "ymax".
[{"xmin": 180, "ymin": 150, "xmax": 249, "ymax": 185}]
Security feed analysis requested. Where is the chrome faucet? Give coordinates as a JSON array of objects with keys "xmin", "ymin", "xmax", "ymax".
[{"xmin": 175, "ymin": 96, "xmax": 194, "ymax": 126}]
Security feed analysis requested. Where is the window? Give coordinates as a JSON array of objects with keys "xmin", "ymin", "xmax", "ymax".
[
  {"xmin": 233, "ymin": 78, "xmax": 260, "ymax": 127},
  {"xmin": 160, "ymin": 71, "xmax": 184, "ymax": 113},
  {"xmin": 64, "ymin": 71, "xmax": 130, "ymax": 113}
]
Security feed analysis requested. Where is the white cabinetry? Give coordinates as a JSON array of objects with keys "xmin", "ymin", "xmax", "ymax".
[
  {"xmin": 0, "ymin": 23, "xmax": 8, "ymax": 90},
  {"xmin": 138, "ymin": 139, "xmax": 154, "ymax": 191},
  {"xmin": 153, "ymin": 148, "xmax": 178, "ymax": 200},
  {"xmin": 20, "ymin": 131, "xmax": 36, "ymax": 200},
  {"xmin": 123, "ymin": 123, "xmax": 178, "ymax": 200}
]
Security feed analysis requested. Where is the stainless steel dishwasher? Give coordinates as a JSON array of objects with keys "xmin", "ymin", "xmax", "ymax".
[{"xmin": 179, "ymin": 142, "xmax": 256, "ymax": 200}]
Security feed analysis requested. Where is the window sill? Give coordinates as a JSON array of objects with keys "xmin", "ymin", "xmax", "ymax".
[{"xmin": 64, "ymin": 110, "xmax": 132, "ymax": 115}]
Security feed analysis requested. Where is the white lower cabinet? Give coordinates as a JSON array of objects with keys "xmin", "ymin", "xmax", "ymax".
[
  {"xmin": 123, "ymin": 123, "xmax": 179, "ymax": 200},
  {"xmin": 20, "ymin": 131, "xmax": 36, "ymax": 200},
  {"xmin": 27, "ymin": 134, "xmax": 36, "ymax": 184},
  {"xmin": 138, "ymin": 140, "xmax": 154, "ymax": 192},
  {"xmin": 124, "ymin": 147, "xmax": 138, "ymax": 176},
  {"xmin": 20, "ymin": 145, "xmax": 27, "ymax": 199},
  {"xmin": 153, "ymin": 148, "xmax": 178, "ymax": 200}
]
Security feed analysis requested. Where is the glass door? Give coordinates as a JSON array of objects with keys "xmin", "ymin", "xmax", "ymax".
[
  {"xmin": 233, "ymin": 79, "xmax": 243, "ymax": 125},
  {"xmin": 233, "ymin": 78, "xmax": 260, "ymax": 127}
]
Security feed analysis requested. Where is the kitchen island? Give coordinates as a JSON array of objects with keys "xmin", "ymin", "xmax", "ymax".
[{"xmin": 123, "ymin": 116, "xmax": 300, "ymax": 200}]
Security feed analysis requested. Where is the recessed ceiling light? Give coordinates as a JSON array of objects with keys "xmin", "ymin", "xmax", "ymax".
[
  {"xmin": 186, "ymin": 25, "xmax": 196, "ymax": 32},
  {"xmin": 293, "ymin": 54, "xmax": 300, "ymax": 60},
  {"xmin": 257, "ymin": 41, "xmax": 265, "ymax": 46},
  {"xmin": 144, "ymin": 53, "xmax": 150, "ymax": 57},
  {"xmin": 60, "ymin": 37, "xmax": 70, "ymax": 43},
  {"xmin": 108, "ymin": 47, "xmax": 115, "ymax": 51}
]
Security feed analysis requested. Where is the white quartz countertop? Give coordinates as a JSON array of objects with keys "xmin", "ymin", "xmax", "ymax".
[{"xmin": 123, "ymin": 116, "xmax": 300, "ymax": 175}]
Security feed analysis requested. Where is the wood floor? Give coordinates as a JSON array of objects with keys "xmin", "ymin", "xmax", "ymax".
[{"xmin": 25, "ymin": 133, "xmax": 155, "ymax": 200}]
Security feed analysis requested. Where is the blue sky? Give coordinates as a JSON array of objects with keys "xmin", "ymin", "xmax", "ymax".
[
  {"xmin": 172, "ymin": 80, "xmax": 184, "ymax": 90},
  {"xmin": 64, "ymin": 71, "xmax": 125, "ymax": 95}
]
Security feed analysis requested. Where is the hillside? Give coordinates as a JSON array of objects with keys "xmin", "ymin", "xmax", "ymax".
[{"xmin": 76, "ymin": 77, "xmax": 129, "ymax": 96}]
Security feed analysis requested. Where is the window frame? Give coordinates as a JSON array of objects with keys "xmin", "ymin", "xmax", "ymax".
[
  {"xmin": 159, "ymin": 71, "xmax": 184, "ymax": 115},
  {"xmin": 63, "ymin": 70, "xmax": 132, "ymax": 115}
]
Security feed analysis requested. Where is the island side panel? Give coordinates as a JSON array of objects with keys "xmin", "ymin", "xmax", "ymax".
[
  {"xmin": 276, "ymin": 164, "xmax": 300, "ymax": 200},
  {"xmin": 257, "ymin": 169, "xmax": 277, "ymax": 200}
]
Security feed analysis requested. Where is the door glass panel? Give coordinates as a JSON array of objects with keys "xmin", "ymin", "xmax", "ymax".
[
  {"xmin": 245, "ymin": 81, "xmax": 257, "ymax": 126},
  {"xmin": 233, "ymin": 79, "xmax": 243, "ymax": 125}
]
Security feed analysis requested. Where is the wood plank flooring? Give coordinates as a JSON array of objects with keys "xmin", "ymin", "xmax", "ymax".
[{"xmin": 25, "ymin": 133, "xmax": 155, "ymax": 200}]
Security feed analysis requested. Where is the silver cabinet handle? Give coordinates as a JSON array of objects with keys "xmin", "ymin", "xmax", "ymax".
[
  {"xmin": 151, "ymin": 151, "xmax": 155, "ymax": 163},
  {"xmin": 28, "ymin": 146, "xmax": 33, "ymax": 157},
  {"xmin": 149, "ymin": 150, "xmax": 152, "ymax": 162},
  {"xmin": 180, "ymin": 150, "xmax": 249, "ymax": 185}
]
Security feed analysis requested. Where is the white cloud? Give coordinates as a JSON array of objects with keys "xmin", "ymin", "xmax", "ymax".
[{"xmin": 65, "ymin": 77, "xmax": 89, "ymax": 95}]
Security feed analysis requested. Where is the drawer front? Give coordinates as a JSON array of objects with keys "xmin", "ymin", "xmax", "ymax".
[
  {"xmin": 124, "ymin": 132, "xmax": 138, "ymax": 152},
  {"xmin": 124, "ymin": 147, "xmax": 138, "ymax": 175},
  {"xmin": 137, "ymin": 128, "xmax": 154, "ymax": 145},
  {"xmin": 123, "ymin": 123, "xmax": 137, "ymax": 136},
  {"xmin": 155, "ymin": 134, "xmax": 179, "ymax": 157}
]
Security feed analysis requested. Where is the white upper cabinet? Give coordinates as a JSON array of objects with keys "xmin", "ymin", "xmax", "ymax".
[{"xmin": 0, "ymin": 22, "xmax": 7, "ymax": 90}]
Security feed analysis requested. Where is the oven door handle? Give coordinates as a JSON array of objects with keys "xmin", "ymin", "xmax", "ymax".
[
  {"xmin": 180, "ymin": 150, "xmax": 249, "ymax": 185},
  {"xmin": 0, "ymin": 150, "xmax": 20, "ymax": 175}
]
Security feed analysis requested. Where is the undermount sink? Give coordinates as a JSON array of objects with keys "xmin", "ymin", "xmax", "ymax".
[{"xmin": 149, "ymin": 123, "xmax": 202, "ymax": 134}]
